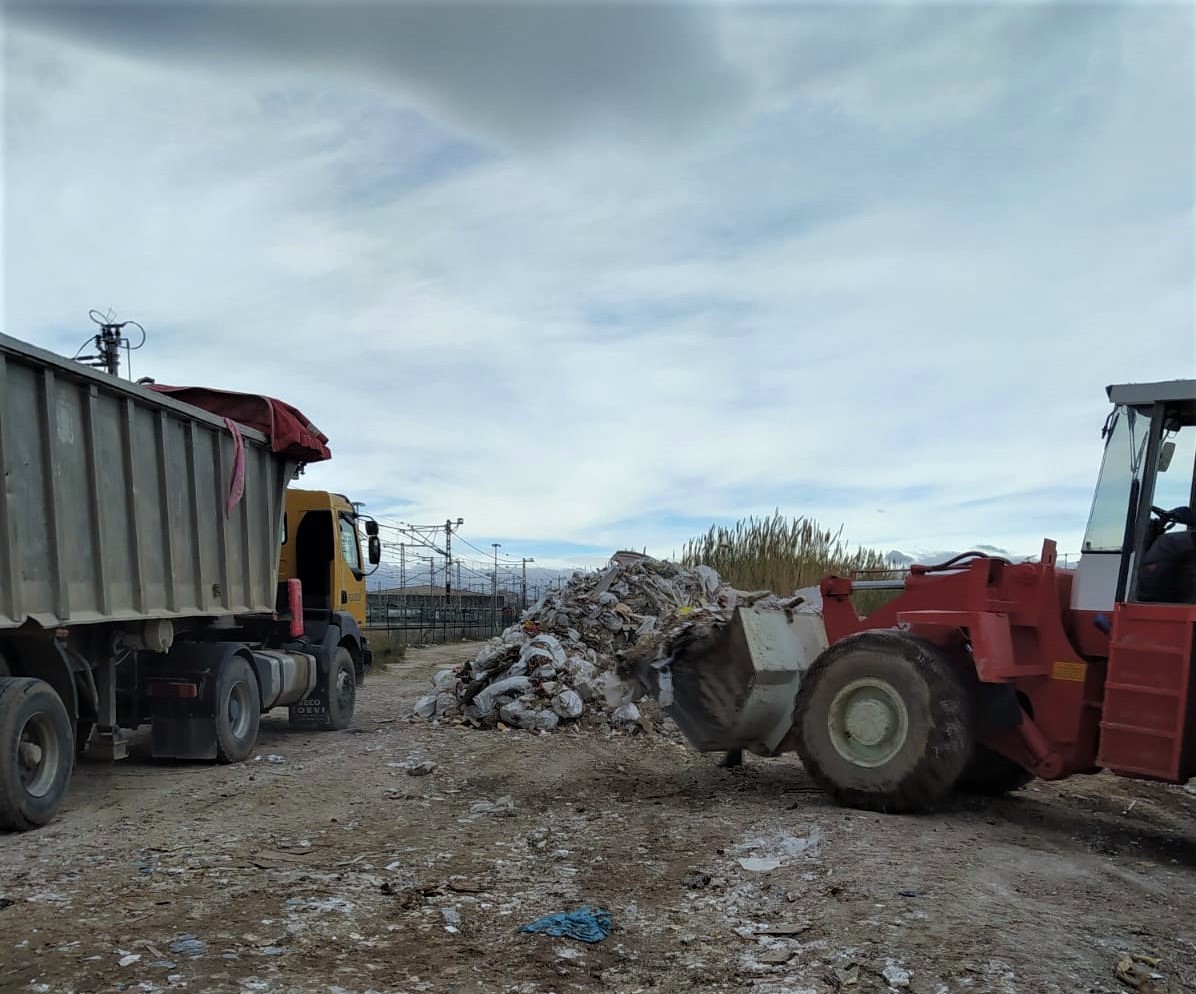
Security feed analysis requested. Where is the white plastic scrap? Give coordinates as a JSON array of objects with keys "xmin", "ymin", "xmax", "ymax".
[
  {"xmin": 472, "ymin": 676, "xmax": 533, "ymax": 716},
  {"xmin": 551, "ymin": 690, "xmax": 584, "ymax": 720},
  {"xmin": 612, "ymin": 702, "xmax": 641, "ymax": 727}
]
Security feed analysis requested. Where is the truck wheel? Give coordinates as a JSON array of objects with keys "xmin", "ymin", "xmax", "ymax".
[
  {"xmin": 322, "ymin": 648, "xmax": 356, "ymax": 731},
  {"xmin": 0, "ymin": 677, "xmax": 75, "ymax": 831},
  {"xmin": 288, "ymin": 648, "xmax": 356, "ymax": 731},
  {"xmin": 793, "ymin": 632, "xmax": 973, "ymax": 813},
  {"xmin": 214, "ymin": 656, "xmax": 261, "ymax": 764},
  {"xmin": 956, "ymin": 745, "xmax": 1034, "ymax": 796}
]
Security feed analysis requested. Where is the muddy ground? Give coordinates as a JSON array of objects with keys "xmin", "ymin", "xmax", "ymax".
[{"xmin": 2, "ymin": 642, "xmax": 1195, "ymax": 994}]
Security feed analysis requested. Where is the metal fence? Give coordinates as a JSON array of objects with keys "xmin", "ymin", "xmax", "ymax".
[{"xmin": 365, "ymin": 592, "xmax": 516, "ymax": 645}]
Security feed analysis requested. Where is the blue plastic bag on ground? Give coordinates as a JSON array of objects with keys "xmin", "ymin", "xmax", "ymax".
[{"xmin": 519, "ymin": 906, "xmax": 612, "ymax": 943}]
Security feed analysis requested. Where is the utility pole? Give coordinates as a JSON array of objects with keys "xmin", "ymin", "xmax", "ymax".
[
  {"xmin": 492, "ymin": 543, "xmax": 501, "ymax": 635},
  {"xmin": 399, "ymin": 543, "xmax": 407, "ymax": 641},
  {"xmin": 520, "ymin": 557, "xmax": 535, "ymax": 610}
]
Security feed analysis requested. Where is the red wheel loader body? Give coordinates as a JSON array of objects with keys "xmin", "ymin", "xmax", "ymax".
[{"xmin": 820, "ymin": 378, "xmax": 1196, "ymax": 787}]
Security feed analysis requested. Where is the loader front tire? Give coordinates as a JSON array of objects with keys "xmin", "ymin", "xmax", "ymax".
[
  {"xmin": 0, "ymin": 677, "xmax": 75, "ymax": 831},
  {"xmin": 794, "ymin": 632, "xmax": 973, "ymax": 814}
]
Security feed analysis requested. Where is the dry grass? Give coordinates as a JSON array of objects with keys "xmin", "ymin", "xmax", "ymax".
[
  {"xmin": 367, "ymin": 633, "xmax": 407, "ymax": 670},
  {"xmin": 680, "ymin": 512, "xmax": 902, "ymax": 615}
]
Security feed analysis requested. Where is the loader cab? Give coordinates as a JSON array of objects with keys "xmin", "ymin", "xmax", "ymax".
[
  {"xmin": 278, "ymin": 490, "xmax": 381, "ymax": 627},
  {"xmin": 1072, "ymin": 380, "xmax": 1196, "ymax": 612}
]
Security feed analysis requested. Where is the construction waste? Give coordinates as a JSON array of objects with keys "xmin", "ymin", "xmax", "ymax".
[{"xmin": 412, "ymin": 553, "xmax": 810, "ymax": 734}]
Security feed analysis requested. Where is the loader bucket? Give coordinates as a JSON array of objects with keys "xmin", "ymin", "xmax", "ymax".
[{"xmin": 663, "ymin": 605, "xmax": 828, "ymax": 757}]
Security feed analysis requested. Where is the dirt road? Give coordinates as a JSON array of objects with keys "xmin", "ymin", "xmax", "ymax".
[{"xmin": 2, "ymin": 643, "xmax": 1195, "ymax": 994}]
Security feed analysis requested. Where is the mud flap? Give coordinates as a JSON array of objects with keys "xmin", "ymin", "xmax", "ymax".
[
  {"xmin": 151, "ymin": 714, "xmax": 218, "ymax": 760},
  {"xmin": 287, "ymin": 697, "xmax": 330, "ymax": 729}
]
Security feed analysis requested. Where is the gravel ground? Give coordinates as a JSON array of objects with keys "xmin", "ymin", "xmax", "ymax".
[{"xmin": 2, "ymin": 641, "xmax": 1195, "ymax": 994}]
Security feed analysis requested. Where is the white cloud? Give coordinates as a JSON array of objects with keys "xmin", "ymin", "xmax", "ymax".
[{"xmin": 2, "ymin": 3, "xmax": 1192, "ymax": 569}]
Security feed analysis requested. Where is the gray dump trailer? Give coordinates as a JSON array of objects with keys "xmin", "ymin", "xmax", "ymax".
[{"xmin": 0, "ymin": 332, "xmax": 379, "ymax": 831}]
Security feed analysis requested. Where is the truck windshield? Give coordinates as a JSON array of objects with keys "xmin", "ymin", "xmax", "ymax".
[
  {"xmin": 1082, "ymin": 407, "xmax": 1150, "ymax": 553},
  {"xmin": 338, "ymin": 515, "xmax": 362, "ymax": 574}
]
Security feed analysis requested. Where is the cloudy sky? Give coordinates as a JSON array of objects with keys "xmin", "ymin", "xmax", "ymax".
[{"xmin": 2, "ymin": 1, "xmax": 1193, "ymax": 580}]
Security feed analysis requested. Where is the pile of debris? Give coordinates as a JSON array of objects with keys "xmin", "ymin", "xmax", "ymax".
[{"xmin": 413, "ymin": 553, "xmax": 775, "ymax": 733}]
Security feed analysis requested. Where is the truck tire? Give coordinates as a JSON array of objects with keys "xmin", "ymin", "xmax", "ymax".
[
  {"xmin": 214, "ymin": 655, "xmax": 261, "ymax": 764},
  {"xmin": 288, "ymin": 647, "xmax": 356, "ymax": 732},
  {"xmin": 956, "ymin": 745, "xmax": 1034, "ymax": 796},
  {"xmin": 793, "ymin": 632, "xmax": 973, "ymax": 813},
  {"xmin": 0, "ymin": 677, "xmax": 75, "ymax": 831},
  {"xmin": 321, "ymin": 648, "xmax": 356, "ymax": 731}
]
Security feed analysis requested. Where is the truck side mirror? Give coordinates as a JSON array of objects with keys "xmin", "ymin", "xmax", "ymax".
[
  {"xmin": 1159, "ymin": 440, "xmax": 1176, "ymax": 473},
  {"xmin": 365, "ymin": 520, "xmax": 379, "ymax": 537},
  {"xmin": 368, "ymin": 536, "xmax": 382, "ymax": 565}
]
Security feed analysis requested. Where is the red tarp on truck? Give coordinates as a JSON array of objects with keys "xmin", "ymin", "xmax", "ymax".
[{"xmin": 147, "ymin": 385, "xmax": 332, "ymax": 463}]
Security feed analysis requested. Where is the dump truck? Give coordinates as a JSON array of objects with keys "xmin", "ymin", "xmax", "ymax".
[
  {"xmin": 631, "ymin": 378, "xmax": 1196, "ymax": 811},
  {"xmin": 0, "ymin": 332, "xmax": 382, "ymax": 830}
]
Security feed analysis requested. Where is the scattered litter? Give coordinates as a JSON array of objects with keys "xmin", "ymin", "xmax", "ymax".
[
  {"xmin": 1116, "ymin": 952, "xmax": 1166, "ymax": 993},
  {"xmin": 835, "ymin": 965, "xmax": 860, "ymax": 987},
  {"xmin": 1184, "ymin": 778, "xmax": 1196, "ymax": 798},
  {"xmin": 738, "ymin": 857, "xmax": 782, "ymax": 873},
  {"xmin": 682, "ymin": 872, "xmax": 711, "ymax": 890},
  {"xmin": 168, "ymin": 935, "xmax": 207, "ymax": 958},
  {"xmin": 754, "ymin": 922, "xmax": 812, "ymax": 936},
  {"xmin": 758, "ymin": 948, "xmax": 796, "ymax": 964},
  {"xmin": 118, "ymin": 952, "xmax": 141, "ymax": 967},
  {"xmin": 441, "ymin": 907, "xmax": 462, "ymax": 933},
  {"xmin": 469, "ymin": 796, "xmax": 516, "ymax": 817},
  {"xmin": 519, "ymin": 906, "xmax": 613, "ymax": 944},
  {"xmin": 288, "ymin": 897, "xmax": 355, "ymax": 914},
  {"xmin": 898, "ymin": 889, "xmax": 921, "ymax": 898},
  {"xmin": 883, "ymin": 961, "xmax": 912, "ymax": 988},
  {"xmin": 266, "ymin": 755, "xmax": 285, "ymax": 765},
  {"xmin": 406, "ymin": 760, "xmax": 436, "ymax": 777}
]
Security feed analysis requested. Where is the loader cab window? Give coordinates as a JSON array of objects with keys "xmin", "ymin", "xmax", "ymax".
[
  {"xmin": 1152, "ymin": 422, "xmax": 1196, "ymax": 513},
  {"xmin": 1082, "ymin": 407, "xmax": 1150, "ymax": 553},
  {"xmin": 339, "ymin": 514, "xmax": 363, "ymax": 577}
]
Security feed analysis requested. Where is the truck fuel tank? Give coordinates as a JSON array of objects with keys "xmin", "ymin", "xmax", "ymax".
[{"xmin": 252, "ymin": 649, "xmax": 318, "ymax": 709}]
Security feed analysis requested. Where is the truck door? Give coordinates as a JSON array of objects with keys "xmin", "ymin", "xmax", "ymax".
[{"xmin": 336, "ymin": 512, "xmax": 367, "ymax": 626}]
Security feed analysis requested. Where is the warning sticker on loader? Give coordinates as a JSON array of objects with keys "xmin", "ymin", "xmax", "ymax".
[{"xmin": 1052, "ymin": 661, "xmax": 1087, "ymax": 682}]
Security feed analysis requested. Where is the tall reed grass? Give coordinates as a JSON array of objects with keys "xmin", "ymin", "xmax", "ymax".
[{"xmin": 680, "ymin": 512, "xmax": 902, "ymax": 614}]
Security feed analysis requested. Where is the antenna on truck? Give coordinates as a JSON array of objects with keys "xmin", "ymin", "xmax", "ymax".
[{"xmin": 72, "ymin": 309, "xmax": 147, "ymax": 379}]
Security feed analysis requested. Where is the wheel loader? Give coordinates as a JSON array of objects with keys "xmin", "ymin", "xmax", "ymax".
[{"xmin": 633, "ymin": 378, "xmax": 1196, "ymax": 812}]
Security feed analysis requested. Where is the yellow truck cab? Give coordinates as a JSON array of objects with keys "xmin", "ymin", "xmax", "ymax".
[
  {"xmin": 280, "ymin": 489, "xmax": 378, "ymax": 629},
  {"xmin": 276, "ymin": 485, "xmax": 377, "ymax": 679}
]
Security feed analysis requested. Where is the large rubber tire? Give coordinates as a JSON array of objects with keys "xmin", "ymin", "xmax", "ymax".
[
  {"xmin": 288, "ymin": 647, "xmax": 356, "ymax": 732},
  {"xmin": 956, "ymin": 745, "xmax": 1034, "ymax": 796},
  {"xmin": 794, "ymin": 632, "xmax": 974, "ymax": 813},
  {"xmin": 214, "ymin": 656, "xmax": 261, "ymax": 764},
  {"xmin": 321, "ymin": 648, "xmax": 356, "ymax": 731},
  {"xmin": 0, "ymin": 677, "xmax": 75, "ymax": 831}
]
